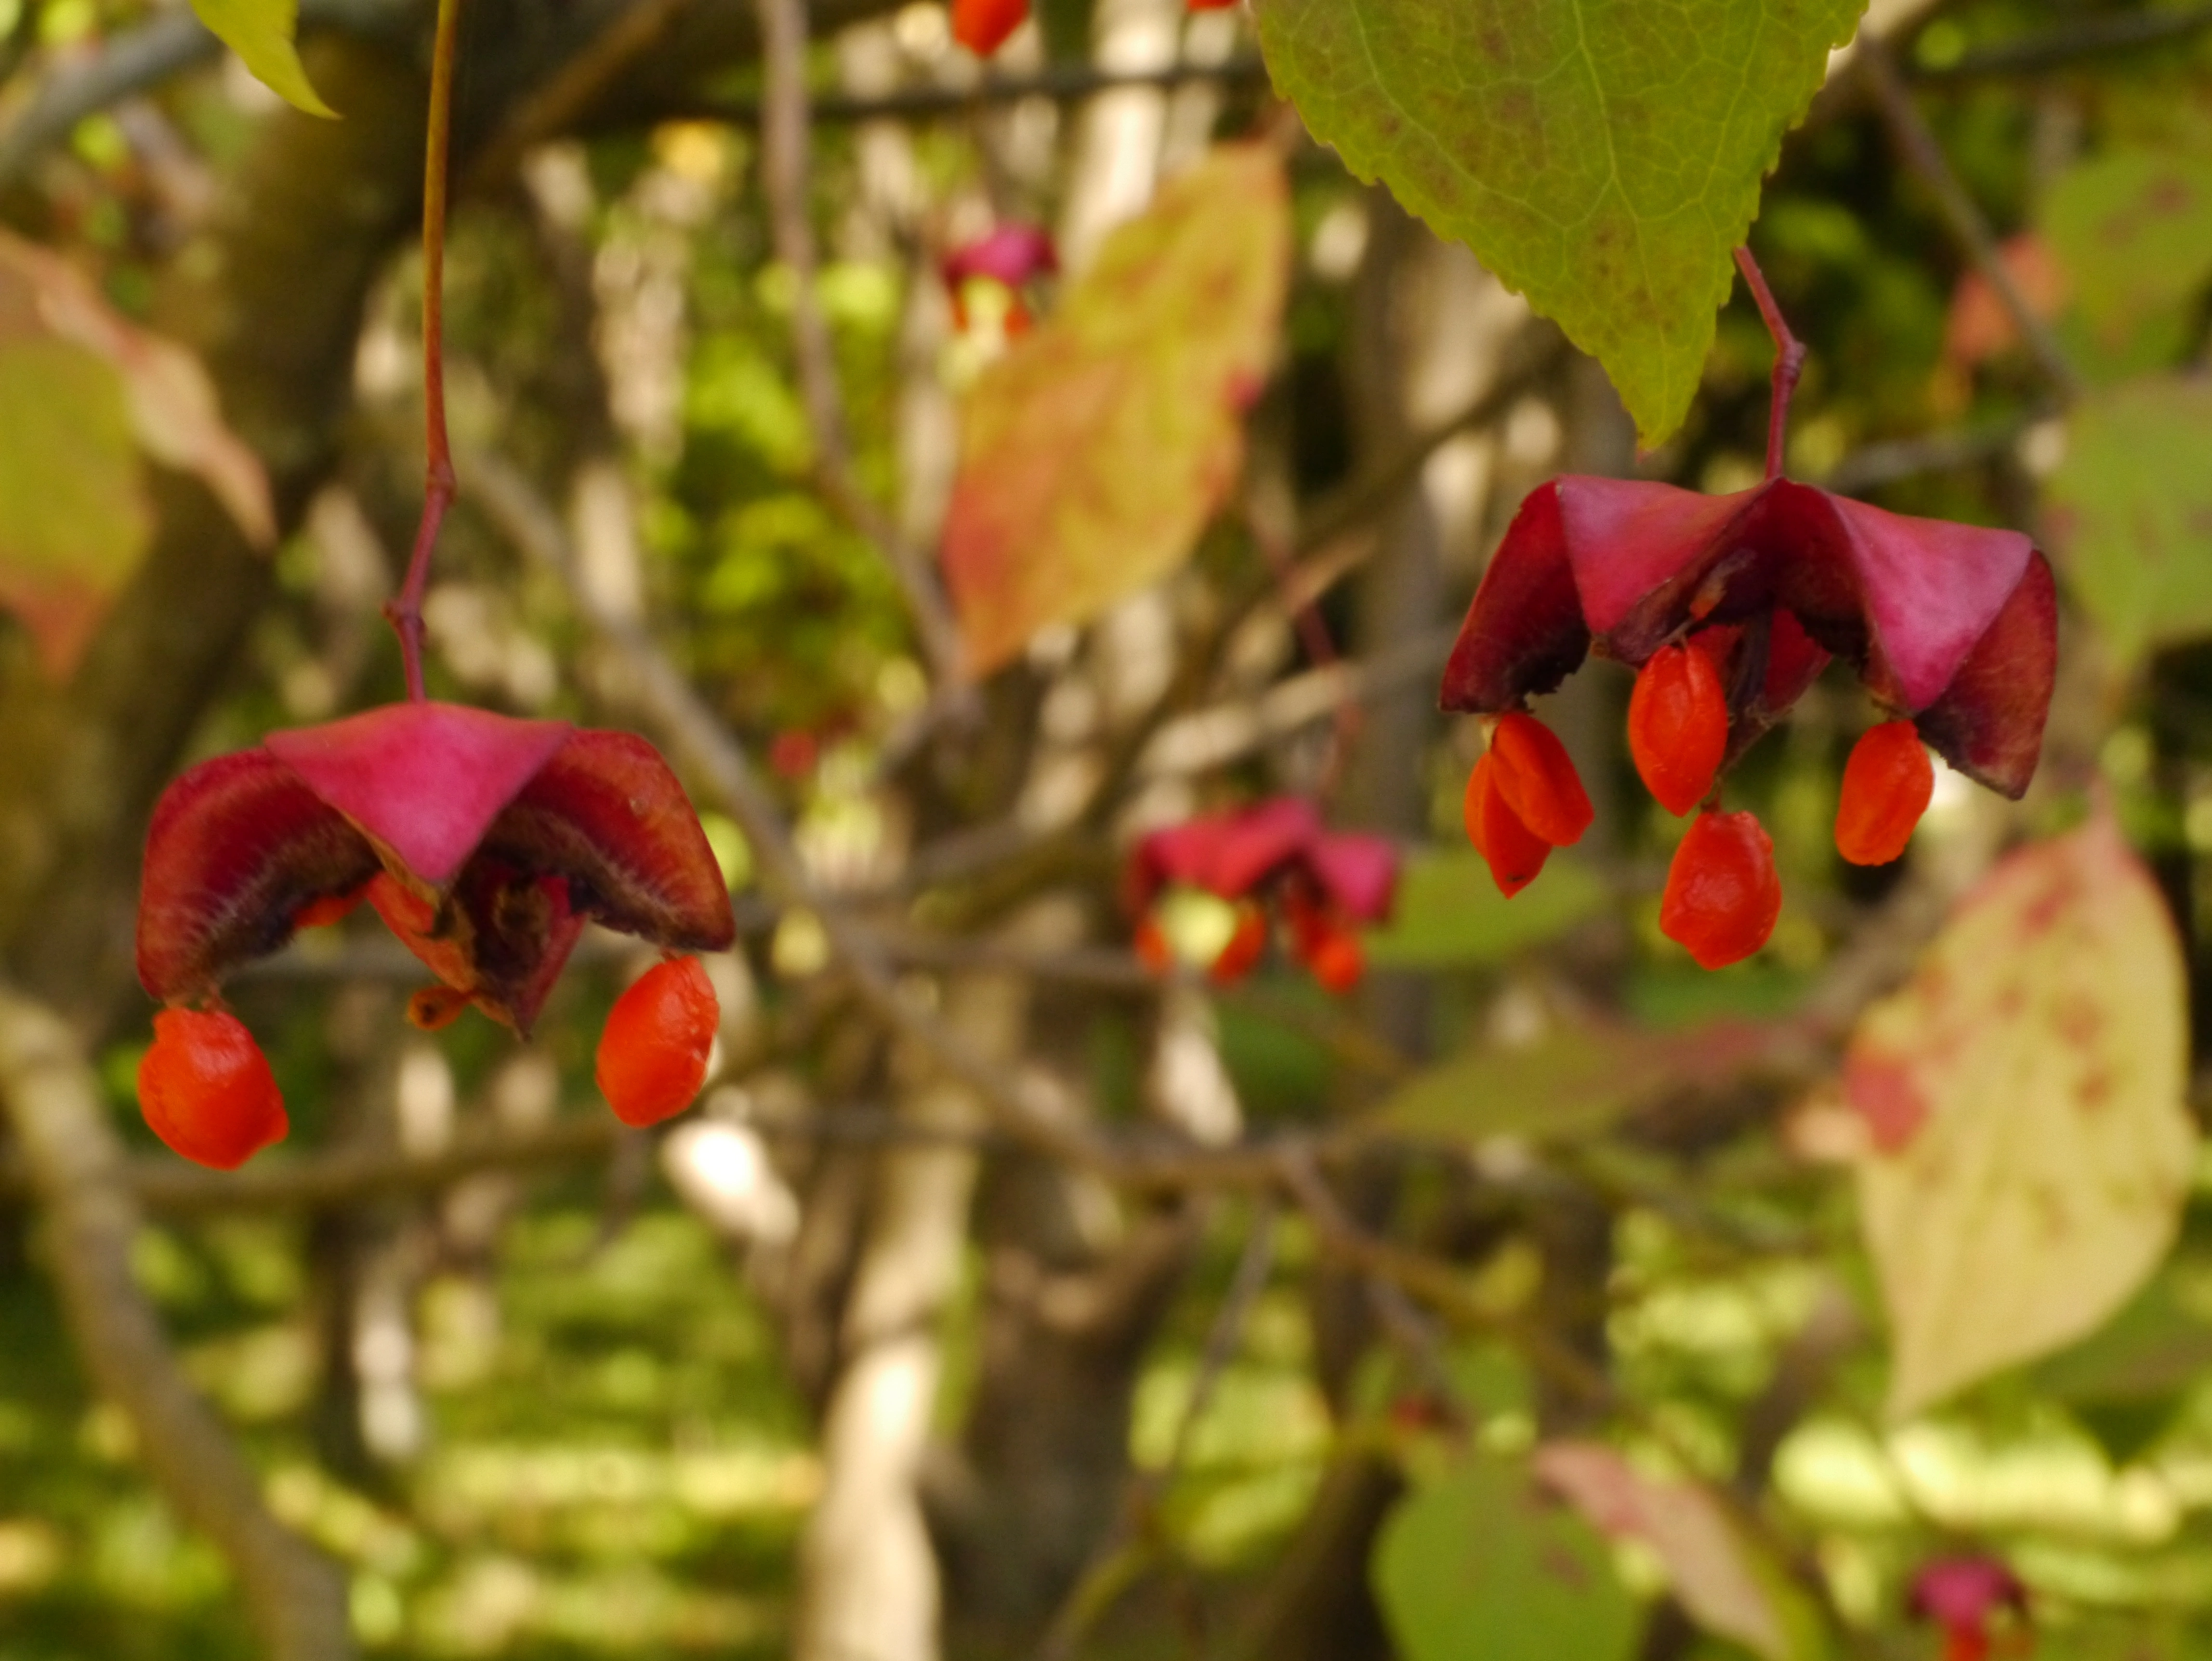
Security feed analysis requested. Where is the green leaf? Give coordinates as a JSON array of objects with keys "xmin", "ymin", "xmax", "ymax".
[
  {"xmin": 0, "ymin": 338, "xmax": 148, "ymax": 678},
  {"xmin": 1374, "ymin": 1452, "xmax": 1637, "ymax": 1661},
  {"xmin": 1254, "ymin": 0, "xmax": 1866, "ymax": 446},
  {"xmin": 1364, "ymin": 850, "xmax": 1608, "ymax": 968},
  {"xmin": 1379, "ymin": 1016, "xmax": 1778, "ymax": 1144},
  {"xmin": 939, "ymin": 144, "xmax": 1290, "ymax": 672},
  {"xmin": 1849, "ymin": 816, "xmax": 2197, "ymax": 1419},
  {"xmin": 2042, "ymin": 140, "xmax": 2212, "ymax": 381},
  {"xmin": 190, "ymin": 0, "xmax": 335, "ymax": 119},
  {"xmin": 2043, "ymin": 374, "xmax": 2212, "ymax": 670}
]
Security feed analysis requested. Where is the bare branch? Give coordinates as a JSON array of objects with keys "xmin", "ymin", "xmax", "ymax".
[
  {"xmin": 1910, "ymin": 3, "xmax": 2212, "ymax": 83},
  {"xmin": 749, "ymin": 0, "xmax": 966, "ymax": 684},
  {"xmin": 684, "ymin": 51, "xmax": 1269, "ymax": 126},
  {"xmin": 1035, "ymin": 1201, "xmax": 1279, "ymax": 1661},
  {"xmin": 0, "ymin": 989, "xmax": 355, "ymax": 1661},
  {"xmin": 1859, "ymin": 40, "xmax": 2083, "ymax": 402}
]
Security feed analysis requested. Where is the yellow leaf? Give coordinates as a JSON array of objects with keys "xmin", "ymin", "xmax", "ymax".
[
  {"xmin": 1848, "ymin": 817, "xmax": 2195, "ymax": 1419},
  {"xmin": 939, "ymin": 145, "xmax": 1290, "ymax": 674},
  {"xmin": 190, "ymin": 0, "xmax": 336, "ymax": 119}
]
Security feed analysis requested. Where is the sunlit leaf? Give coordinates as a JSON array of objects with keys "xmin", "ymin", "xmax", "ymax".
[
  {"xmin": 190, "ymin": 0, "xmax": 335, "ymax": 118},
  {"xmin": 1374, "ymin": 1452, "xmax": 1636, "ymax": 1661},
  {"xmin": 1848, "ymin": 816, "xmax": 2195, "ymax": 1419},
  {"xmin": 1254, "ymin": 0, "xmax": 1866, "ymax": 446},
  {"xmin": 1379, "ymin": 1015, "xmax": 1778, "ymax": 1144},
  {"xmin": 0, "ymin": 235, "xmax": 274, "ymax": 549},
  {"xmin": 0, "ymin": 339, "xmax": 145, "ymax": 678},
  {"xmin": 1535, "ymin": 1443, "xmax": 1808, "ymax": 1661},
  {"xmin": 939, "ymin": 144, "xmax": 1289, "ymax": 673},
  {"xmin": 1364, "ymin": 850, "xmax": 1608, "ymax": 967},
  {"xmin": 2043, "ymin": 374, "xmax": 2212, "ymax": 670},
  {"xmin": 0, "ymin": 237, "xmax": 274, "ymax": 678}
]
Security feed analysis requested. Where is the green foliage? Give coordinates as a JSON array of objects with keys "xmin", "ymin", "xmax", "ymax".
[
  {"xmin": 2043, "ymin": 137, "xmax": 2212, "ymax": 382},
  {"xmin": 1364, "ymin": 849, "xmax": 1608, "ymax": 967},
  {"xmin": 2045, "ymin": 375, "xmax": 2212, "ymax": 669},
  {"xmin": 1380, "ymin": 1016, "xmax": 1780, "ymax": 1144},
  {"xmin": 1255, "ymin": 0, "xmax": 1866, "ymax": 446},
  {"xmin": 0, "ymin": 335, "xmax": 144, "ymax": 674},
  {"xmin": 1374, "ymin": 1451, "xmax": 1638, "ymax": 1661},
  {"xmin": 189, "ymin": 0, "xmax": 333, "ymax": 117}
]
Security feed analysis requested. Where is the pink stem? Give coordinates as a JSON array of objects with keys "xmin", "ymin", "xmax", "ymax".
[
  {"xmin": 383, "ymin": 0, "xmax": 463, "ymax": 702},
  {"xmin": 1733, "ymin": 246, "xmax": 1806, "ymax": 482}
]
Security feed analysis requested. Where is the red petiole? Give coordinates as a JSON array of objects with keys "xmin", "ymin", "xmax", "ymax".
[{"xmin": 383, "ymin": 0, "xmax": 465, "ymax": 702}]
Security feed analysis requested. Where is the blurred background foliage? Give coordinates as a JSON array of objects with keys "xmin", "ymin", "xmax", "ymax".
[{"xmin": 3, "ymin": 0, "xmax": 2212, "ymax": 1659}]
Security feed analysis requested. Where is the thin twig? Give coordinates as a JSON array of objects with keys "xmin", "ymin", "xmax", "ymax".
[
  {"xmin": 55, "ymin": 1104, "xmax": 1008, "ymax": 1215},
  {"xmin": 750, "ymin": 0, "xmax": 966, "ymax": 685},
  {"xmin": 382, "ymin": 0, "xmax": 465, "ymax": 701},
  {"xmin": 682, "ymin": 53, "xmax": 1271, "ymax": 128},
  {"xmin": 1035, "ymin": 1202, "xmax": 1280, "ymax": 1661},
  {"xmin": 466, "ymin": 0, "xmax": 692, "ymax": 188},
  {"xmin": 1910, "ymin": 3, "xmax": 2212, "ymax": 83},
  {"xmin": 1859, "ymin": 40, "xmax": 2083, "ymax": 403}
]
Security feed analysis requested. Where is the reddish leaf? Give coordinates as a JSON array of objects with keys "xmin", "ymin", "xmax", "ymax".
[
  {"xmin": 940, "ymin": 145, "xmax": 1290, "ymax": 673},
  {"xmin": 1941, "ymin": 234, "xmax": 2066, "ymax": 369},
  {"xmin": 1535, "ymin": 1443, "xmax": 1791, "ymax": 1661}
]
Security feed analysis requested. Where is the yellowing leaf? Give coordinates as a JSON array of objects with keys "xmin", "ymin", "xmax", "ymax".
[
  {"xmin": 0, "ymin": 237, "xmax": 274, "ymax": 678},
  {"xmin": 1848, "ymin": 817, "xmax": 2195, "ymax": 1420},
  {"xmin": 939, "ymin": 145, "xmax": 1289, "ymax": 673},
  {"xmin": 0, "ymin": 338, "xmax": 148, "ymax": 678},
  {"xmin": 0, "ymin": 236, "xmax": 274, "ymax": 550},
  {"xmin": 2043, "ymin": 374, "xmax": 2212, "ymax": 669},
  {"xmin": 190, "ymin": 0, "xmax": 335, "ymax": 118},
  {"xmin": 1254, "ymin": 0, "xmax": 1865, "ymax": 447},
  {"xmin": 1534, "ymin": 1443, "xmax": 1796, "ymax": 1661}
]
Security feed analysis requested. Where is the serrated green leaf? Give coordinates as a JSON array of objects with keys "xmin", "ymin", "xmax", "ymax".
[
  {"xmin": 191, "ymin": 0, "xmax": 335, "ymax": 118},
  {"xmin": 1254, "ymin": 0, "xmax": 1866, "ymax": 446},
  {"xmin": 1374, "ymin": 1452, "xmax": 1636, "ymax": 1661},
  {"xmin": 1364, "ymin": 850, "xmax": 1608, "ymax": 968},
  {"xmin": 2043, "ymin": 374, "xmax": 2212, "ymax": 669}
]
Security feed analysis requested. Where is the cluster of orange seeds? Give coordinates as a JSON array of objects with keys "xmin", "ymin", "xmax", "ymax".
[{"xmin": 1465, "ymin": 643, "xmax": 1942, "ymax": 969}]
